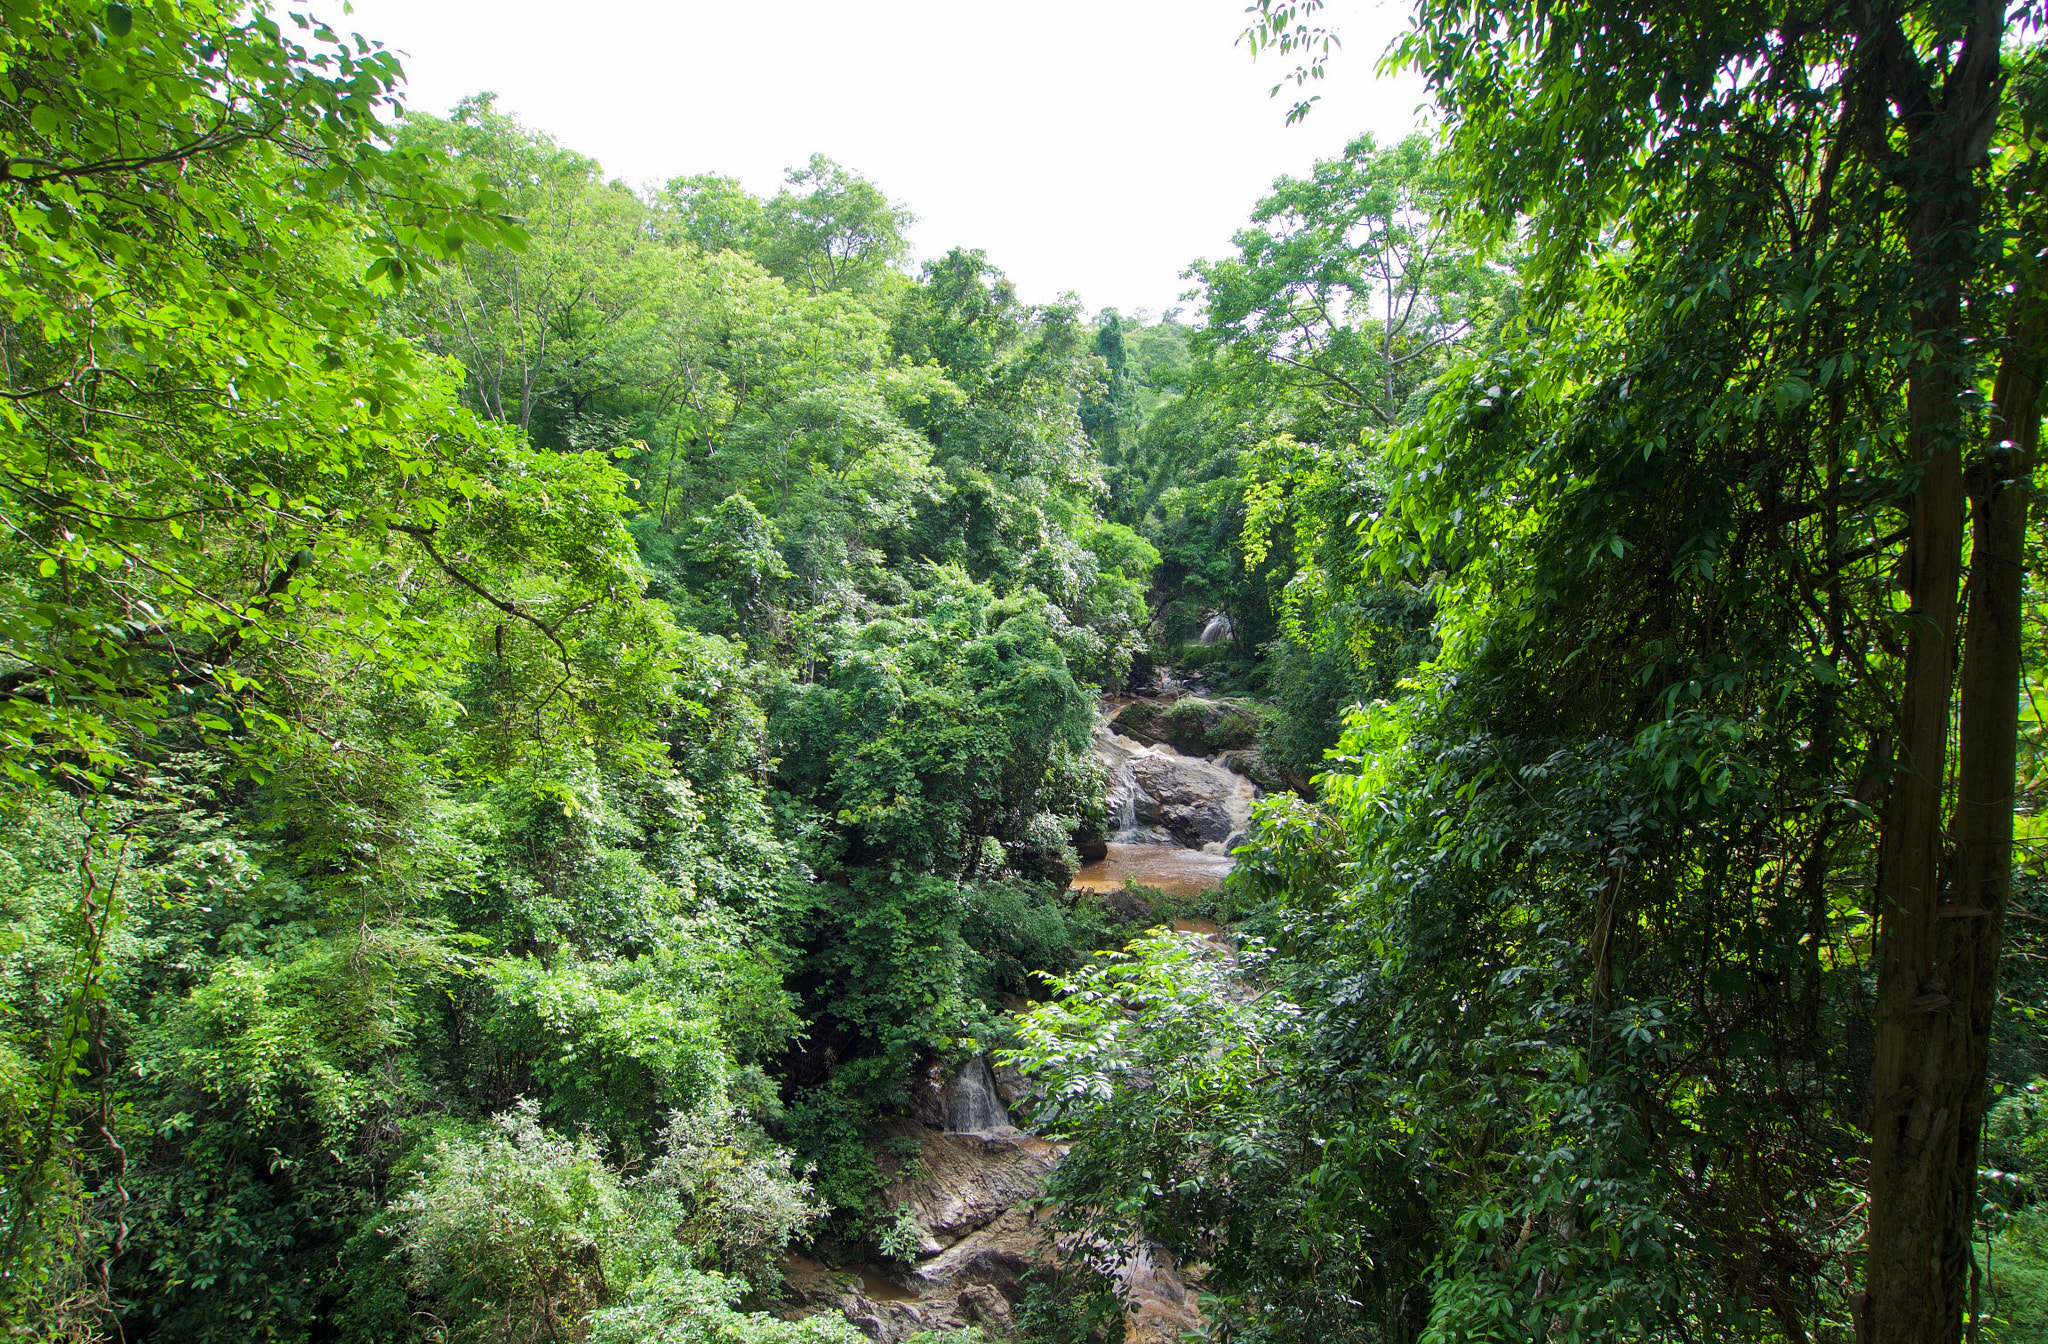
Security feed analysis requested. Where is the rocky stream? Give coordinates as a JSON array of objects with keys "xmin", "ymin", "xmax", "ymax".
[{"xmin": 781, "ymin": 682, "xmax": 1275, "ymax": 1341}]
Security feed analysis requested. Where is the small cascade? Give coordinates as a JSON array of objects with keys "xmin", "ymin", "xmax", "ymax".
[
  {"xmin": 943, "ymin": 1057, "xmax": 1012, "ymax": 1133},
  {"xmin": 1092, "ymin": 712, "xmax": 1255, "ymax": 852},
  {"xmin": 1094, "ymin": 724, "xmax": 1173, "ymax": 845},
  {"xmin": 1196, "ymin": 614, "xmax": 1232, "ymax": 646},
  {"xmin": 1107, "ymin": 756, "xmax": 1139, "ymax": 834}
]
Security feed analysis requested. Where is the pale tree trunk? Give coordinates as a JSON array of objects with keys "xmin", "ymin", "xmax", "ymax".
[{"xmin": 1862, "ymin": 2, "xmax": 2006, "ymax": 1338}]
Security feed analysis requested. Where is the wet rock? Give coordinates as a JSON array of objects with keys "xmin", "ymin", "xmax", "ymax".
[
  {"xmin": 990, "ymin": 1056, "xmax": 1034, "ymax": 1109},
  {"xmin": 1108, "ymin": 701, "xmax": 1165, "ymax": 745},
  {"xmin": 874, "ymin": 1117, "xmax": 1060, "ymax": 1255},
  {"xmin": 783, "ymin": 1109, "xmax": 1205, "ymax": 1343},
  {"xmin": 1216, "ymin": 747, "xmax": 1287, "ymax": 796},
  {"xmin": 780, "ymin": 1261, "xmax": 977, "ymax": 1343},
  {"xmin": 778, "ymin": 1262, "xmax": 895, "ymax": 1340},
  {"xmin": 1127, "ymin": 754, "xmax": 1200, "ymax": 815},
  {"xmin": 1121, "ymin": 1242, "xmax": 1205, "ymax": 1344},
  {"xmin": 1096, "ymin": 727, "xmax": 1256, "ymax": 855},
  {"xmin": 908, "ymin": 1059, "xmax": 1015, "ymax": 1137},
  {"xmin": 909, "ymin": 1205, "xmax": 1052, "ymax": 1299},
  {"xmin": 1073, "ymin": 831, "xmax": 1108, "ymax": 863},
  {"xmin": 906, "ymin": 1060, "xmax": 949, "ymax": 1129},
  {"xmin": 1160, "ymin": 801, "xmax": 1233, "ymax": 847},
  {"xmin": 944, "ymin": 1057, "xmax": 1011, "ymax": 1133},
  {"xmin": 958, "ymin": 1283, "xmax": 1017, "ymax": 1331}
]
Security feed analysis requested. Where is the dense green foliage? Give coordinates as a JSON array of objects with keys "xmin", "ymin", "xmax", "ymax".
[
  {"xmin": 1014, "ymin": 4, "xmax": 2048, "ymax": 1344},
  {"xmin": 7, "ymin": 0, "xmax": 2048, "ymax": 1342},
  {"xmin": 0, "ymin": 3, "xmax": 1152, "ymax": 1338}
]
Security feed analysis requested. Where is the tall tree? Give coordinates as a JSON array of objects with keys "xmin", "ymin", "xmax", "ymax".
[
  {"xmin": 1194, "ymin": 132, "xmax": 1501, "ymax": 440},
  {"xmin": 756, "ymin": 154, "xmax": 914, "ymax": 297},
  {"xmin": 398, "ymin": 97, "xmax": 661, "ymax": 440},
  {"xmin": 1079, "ymin": 308, "xmax": 1136, "ymax": 462},
  {"xmin": 1235, "ymin": 0, "xmax": 2040, "ymax": 1335},
  {"xmin": 0, "ymin": 0, "xmax": 686, "ymax": 1322}
]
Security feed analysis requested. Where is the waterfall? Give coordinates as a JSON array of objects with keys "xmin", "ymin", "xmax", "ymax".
[
  {"xmin": 1196, "ymin": 614, "xmax": 1232, "ymax": 646},
  {"xmin": 1110, "ymin": 758, "xmax": 1139, "ymax": 834},
  {"xmin": 943, "ymin": 1057, "xmax": 1012, "ymax": 1133},
  {"xmin": 1095, "ymin": 720, "xmax": 1144, "ymax": 840}
]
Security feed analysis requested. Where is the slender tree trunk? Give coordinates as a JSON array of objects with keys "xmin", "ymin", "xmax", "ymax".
[
  {"xmin": 1865, "ymin": 267, "xmax": 1970, "ymax": 1344},
  {"xmin": 1946, "ymin": 287, "xmax": 2044, "ymax": 1336},
  {"xmin": 1862, "ymin": 4, "xmax": 2005, "ymax": 1337}
]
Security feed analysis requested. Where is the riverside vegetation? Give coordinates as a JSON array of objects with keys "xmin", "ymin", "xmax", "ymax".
[{"xmin": 2, "ymin": 0, "xmax": 2047, "ymax": 1342}]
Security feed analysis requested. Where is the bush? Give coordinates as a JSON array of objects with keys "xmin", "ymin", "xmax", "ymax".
[
  {"xmin": 387, "ymin": 1100, "xmax": 628, "ymax": 1344},
  {"xmin": 585, "ymin": 1265, "xmax": 862, "ymax": 1344},
  {"xmin": 1986, "ymin": 1203, "xmax": 2048, "ymax": 1343},
  {"xmin": 636, "ymin": 1104, "xmax": 827, "ymax": 1290},
  {"xmin": 1984, "ymin": 1082, "xmax": 2048, "ymax": 1342}
]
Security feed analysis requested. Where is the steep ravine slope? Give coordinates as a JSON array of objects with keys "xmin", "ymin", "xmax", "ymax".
[{"xmin": 781, "ymin": 690, "xmax": 1262, "ymax": 1341}]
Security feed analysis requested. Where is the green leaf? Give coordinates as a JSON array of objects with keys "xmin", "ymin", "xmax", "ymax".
[{"xmin": 104, "ymin": 2, "xmax": 132, "ymax": 36}]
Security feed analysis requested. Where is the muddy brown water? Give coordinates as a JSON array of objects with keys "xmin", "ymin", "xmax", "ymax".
[
  {"xmin": 782, "ymin": 1254, "xmax": 923, "ymax": 1304},
  {"xmin": 858, "ymin": 1269, "xmax": 920, "ymax": 1303},
  {"xmin": 1069, "ymin": 842, "xmax": 1233, "ymax": 898}
]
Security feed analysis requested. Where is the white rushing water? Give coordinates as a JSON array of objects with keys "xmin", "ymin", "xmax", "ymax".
[{"xmin": 943, "ymin": 1056, "xmax": 1013, "ymax": 1133}]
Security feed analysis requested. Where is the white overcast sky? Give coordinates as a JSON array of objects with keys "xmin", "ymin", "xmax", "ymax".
[{"xmin": 324, "ymin": 0, "xmax": 1433, "ymax": 317}]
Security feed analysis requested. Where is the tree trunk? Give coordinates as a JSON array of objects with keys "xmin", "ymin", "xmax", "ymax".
[
  {"xmin": 1864, "ymin": 301, "xmax": 1969, "ymax": 1344},
  {"xmin": 1946, "ymin": 286, "xmax": 2044, "ymax": 1338},
  {"xmin": 1861, "ymin": 3, "xmax": 2005, "ymax": 1337}
]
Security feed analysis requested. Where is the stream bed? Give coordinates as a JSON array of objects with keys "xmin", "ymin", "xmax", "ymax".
[
  {"xmin": 1069, "ymin": 842, "xmax": 1233, "ymax": 897},
  {"xmin": 1074, "ymin": 691, "xmax": 1251, "ymax": 896}
]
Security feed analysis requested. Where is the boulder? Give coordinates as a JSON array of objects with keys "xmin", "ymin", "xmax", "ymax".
[
  {"xmin": 908, "ymin": 1205, "xmax": 1052, "ymax": 1299},
  {"xmin": 906, "ymin": 1060, "xmax": 949, "ymax": 1129},
  {"xmin": 1121, "ymin": 1242, "xmax": 1205, "ymax": 1344},
  {"xmin": 1111, "ymin": 697, "xmax": 1261, "ymax": 756},
  {"xmin": 777, "ymin": 1110, "xmax": 1205, "ymax": 1342},
  {"xmin": 1126, "ymin": 754, "xmax": 1211, "ymax": 816},
  {"xmin": 1099, "ymin": 885, "xmax": 1155, "ymax": 927},
  {"xmin": 1096, "ymin": 729, "xmax": 1258, "ymax": 852},
  {"xmin": 958, "ymin": 1283, "xmax": 1017, "ymax": 1331},
  {"xmin": 780, "ymin": 1259, "xmax": 977, "ymax": 1342},
  {"xmin": 1160, "ymin": 801, "xmax": 1234, "ymax": 847},
  {"xmin": 1215, "ymin": 748, "xmax": 1285, "ymax": 795}
]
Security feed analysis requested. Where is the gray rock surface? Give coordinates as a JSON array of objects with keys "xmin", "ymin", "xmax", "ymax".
[
  {"xmin": 782, "ymin": 1112, "xmax": 1200, "ymax": 1342},
  {"xmin": 874, "ymin": 1117, "xmax": 1059, "ymax": 1254},
  {"xmin": 1098, "ymin": 726, "xmax": 1256, "ymax": 854}
]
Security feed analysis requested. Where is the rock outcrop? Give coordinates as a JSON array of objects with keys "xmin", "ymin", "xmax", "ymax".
[
  {"xmin": 1097, "ymin": 722, "xmax": 1257, "ymax": 853},
  {"xmin": 876, "ymin": 1117, "xmax": 1057, "ymax": 1257},
  {"xmin": 1109, "ymin": 696, "xmax": 1262, "ymax": 757},
  {"xmin": 783, "ymin": 1097, "xmax": 1201, "ymax": 1342}
]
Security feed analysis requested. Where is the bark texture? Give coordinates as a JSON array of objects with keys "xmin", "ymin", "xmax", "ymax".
[{"xmin": 1861, "ymin": 2, "xmax": 2007, "ymax": 1338}]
